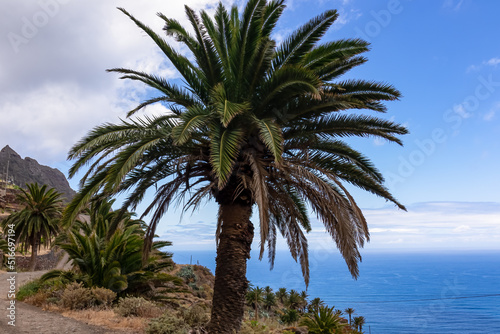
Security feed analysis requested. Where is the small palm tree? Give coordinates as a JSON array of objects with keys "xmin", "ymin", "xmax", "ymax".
[
  {"xmin": 300, "ymin": 290, "xmax": 309, "ymax": 311},
  {"xmin": 308, "ymin": 297, "xmax": 326, "ymax": 313},
  {"xmin": 246, "ymin": 286, "xmax": 264, "ymax": 320},
  {"xmin": 0, "ymin": 184, "xmax": 62, "ymax": 271},
  {"xmin": 299, "ymin": 306, "xmax": 345, "ymax": 334},
  {"xmin": 276, "ymin": 287, "xmax": 288, "ymax": 304},
  {"xmin": 353, "ymin": 316, "xmax": 366, "ymax": 332},
  {"xmin": 344, "ymin": 308, "xmax": 355, "ymax": 325},
  {"xmin": 279, "ymin": 308, "xmax": 300, "ymax": 325},
  {"xmin": 42, "ymin": 198, "xmax": 173, "ymax": 293},
  {"xmin": 263, "ymin": 290, "xmax": 277, "ymax": 311},
  {"xmin": 286, "ymin": 289, "xmax": 303, "ymax": 311}
]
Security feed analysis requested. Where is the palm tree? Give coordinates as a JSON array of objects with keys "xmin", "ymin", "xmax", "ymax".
[
  {"xmin": 263, "ymin": 290, "xmax": 277, "ymax": 311},
  {"xmin": 43, "ymin": 198, "xmax": 174, "ymax": 293},
  {"xmin": 308, "ymin": 297, "xmax": 325, "ymax": 313},
  {"xmin": 353, "ymin": 316, "xmax": 366, "ymax": 332},
  {"xmin": 286, "ymin": 289, "xmax": 303, "ymax": 311},
  {"xmin": 63, "ymin": 1, "xmax": 407, "ymax": 331},
  {"xmin": 344, "ymin": 307, "xmax": 355, "ymax": 325},
  {"xmin": 246, "ymin": 286, "xmax": 264, "ymax": 320},
  {"xmin": 276, "ymin": 287, "xmax": 288, "ymax": 305},
  {"xmin": 0, "ymin": 183, "xmax": 62, "ymax": 271},
  {"xmin": 299, "ymin": 306, "xmax": 345, "ymax": 334}
]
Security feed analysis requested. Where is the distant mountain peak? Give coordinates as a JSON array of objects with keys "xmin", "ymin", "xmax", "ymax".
[{"xmin": 0, "ymin": 145, "xmax": 76, "ymax": 201}]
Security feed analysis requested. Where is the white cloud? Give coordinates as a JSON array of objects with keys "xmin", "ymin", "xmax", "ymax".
[
  {"xmin": 466, "ymin": 57, "xmax": 500, "ymax": 73},
  {"xmin": 298, "ymin": 202, "xmax": 500, "ymax": 252},
  {"xmin": 0, "ymin": 0, "xmax": 231, "ymax": 164},
  {"xmin": 158, "ymin": 202, "xmax": 500, "ymax": 252},
  {"xmin": 453, "ymin": 225, "xmax": 471, "ymax": 233},
  {"xmin": 485, "ymin": 57, "xmax": 500, "ymax": 67}
]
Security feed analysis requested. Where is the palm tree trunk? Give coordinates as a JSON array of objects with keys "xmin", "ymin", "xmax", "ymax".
[
  {"xmin": 207, "ymin": 202, "xmax": 254, "ymax": 333},
  {"xmin": 29, "ymin": 236, "xmax": 37, "ymax": 271}
]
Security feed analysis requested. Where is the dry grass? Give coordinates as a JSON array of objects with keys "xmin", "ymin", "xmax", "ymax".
[{"xmin": 61, "ymin": 309, "xmax": 146, "ymax": 333}]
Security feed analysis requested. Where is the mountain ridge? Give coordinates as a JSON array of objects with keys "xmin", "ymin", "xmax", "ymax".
[{"xmin": 0, "ymin": 145, "xmax": 76, "ymax": 201}]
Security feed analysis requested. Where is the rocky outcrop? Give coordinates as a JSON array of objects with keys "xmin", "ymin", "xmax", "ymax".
[{"xmin": 0, "ymin": 145, "xmax": 76, "ymax": 201}]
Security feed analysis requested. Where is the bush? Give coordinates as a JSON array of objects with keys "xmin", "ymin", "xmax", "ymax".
[
  {"xmin": 239, "ymin": 320, "xmax": 268, "ymax": 334},
  {"xmin": 180, "ymin": 305, "xmax": 209, "ymax": 328},
  {"xmin": 146, "ymin": 313, "xmax": 190, "ymax": 334},
  {"xmin": 115, "ymin": 296, "xmax": 162, "ymax": 318},
  {"xmin": 17, "ymin": 280, "xmax": 42, "ymax": 301},
  {"xmin": 177, "ymin": 265, "xmax": 196, "ymax": 283},
  {"xmin": 61, "ymin": 282, "xmax": 94, "ymax": 310},
  {"xmin": 91, "ymin": 287, "xmax": 116, "ymax": 309},
  {"xmin": 24, "ymin": 292, "xmax": 50, "ymax": 307}
]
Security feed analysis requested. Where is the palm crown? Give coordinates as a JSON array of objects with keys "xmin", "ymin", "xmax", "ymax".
[{"xmin": 64, "ymin": 1, "xmax": 407, "ymax": 331}]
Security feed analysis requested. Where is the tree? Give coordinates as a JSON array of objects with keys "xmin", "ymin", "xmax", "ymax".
[
  {"xmin": 246, "ymin": 285, "xmax": 264, "ymax": 320},
  {"xmin": 344, "ymin": 307, "xmax": 355, "ymax": 325},
  {"xmin": 276, "ymin": 287, "xmax": 288, "ymax": 305},
  {"xmin": 43, "ymin": 198, "xmax": 174, "ymax": 293},
  {"xmin": 1, "ymin": 183, "xmax": 62, "ymax": 271},
  {"xmin": 263, "ymin": 290, "xmax": 277, "ymax": 311},
  {"xmin": 299, "ymin": 306, "xmax": 345, "ymax": 334},
  {"xmin": 286, "ymin": 289, "xmax": 303, "ymax": 310},
  {"xmin": 353, "ymin": 316, "xmax": 366, "ymax": 332},
  {"xmin": 308, "ymin": 297, "xmax": 326, "ymax": 313},
  {"xmin": 63, "ymin": 1, "xmax": 407, "ymax": 331}
]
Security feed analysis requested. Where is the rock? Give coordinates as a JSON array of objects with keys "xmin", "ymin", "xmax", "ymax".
[{"xmin": 0, "ymin": 145, "xmax": 76, "ymax": 201}]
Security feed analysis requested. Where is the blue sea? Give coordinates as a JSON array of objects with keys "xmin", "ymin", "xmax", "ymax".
[{"xmin": 173, "ymin": 250, "xmax": 500, "ymax": 334}]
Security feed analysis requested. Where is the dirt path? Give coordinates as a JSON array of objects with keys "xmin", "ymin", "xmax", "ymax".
[{"xmin": 0, "ymin": 271, "xmax": 128, "ymax": 334}]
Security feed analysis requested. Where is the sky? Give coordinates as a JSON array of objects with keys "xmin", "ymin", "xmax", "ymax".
[{"xmin": 0, "ymin": 0, "xmax": 499, "ymax": 253}]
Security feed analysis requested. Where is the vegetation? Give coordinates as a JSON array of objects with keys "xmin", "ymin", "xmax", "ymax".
[
  {"xmin": 0, "ymin": 183, "xmax": 63, "ymax": 270},
  {"xmin": 299, "ymin": 306, "xmax": 345, "ymax": 334},
  {"xmin": 61, "ymin": 0, "xmax": 406, "ymax": 331},
  {"xmin": 41, "ymin": 198, "xmax": 179, "ymax": 296},
  {"xmin": 353, "ymin": 316, "xmax": 366, "ymax": 332}
]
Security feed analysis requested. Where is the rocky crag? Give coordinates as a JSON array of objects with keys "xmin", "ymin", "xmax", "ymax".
[{"xmin": 0, "ymin": 145, "xmax": 76, "ymax": 201}]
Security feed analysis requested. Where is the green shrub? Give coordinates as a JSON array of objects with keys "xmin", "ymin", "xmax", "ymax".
[
  {"xmin": 239, "ymin": 320, "xmax": 268, "ymax": 334},
  {"xmin": 280, "ymin": 308, "xmax": 300, "ymax": 325},
  {"xmin": 61, "ymin": 282, "xmax": 94, "ymax": 310},
  {"xmin": 17, "ymin": 280, "xmax": 42, "ymax": 301},
  {"xmin": 146, "ymin": 313, "xmax": 190, "ymax": 334},
  {"xmin": 115, "ymin": 297, "xmax": 162, "ymax": 318},
  {"xmin": 91, "ymin": 287, "xmax": 116, "ymax": 309}
]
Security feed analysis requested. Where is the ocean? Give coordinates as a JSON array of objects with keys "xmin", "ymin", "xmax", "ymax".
[{"xmin": 172, "ymin": 250, "xmax": 500, "ymax": 334}]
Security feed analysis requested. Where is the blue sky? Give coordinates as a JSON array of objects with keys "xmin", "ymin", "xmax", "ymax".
[{"xmin": 0, "ymin": 0, "xmax": 499, "ymax": 253}]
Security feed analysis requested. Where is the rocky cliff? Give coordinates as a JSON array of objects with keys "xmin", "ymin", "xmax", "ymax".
[{"xmin": 0, "ymin": 145, "xmax": 76, "ymax": 201}]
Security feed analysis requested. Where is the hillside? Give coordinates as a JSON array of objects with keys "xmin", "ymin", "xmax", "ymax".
[{"xmin": 0, "ymin": 145, "xmax": 76, "ymax": 201}]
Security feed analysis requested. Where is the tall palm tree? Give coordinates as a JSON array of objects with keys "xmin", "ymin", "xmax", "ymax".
[
  {"xmin": 1, "ymin": 183, "xmax": 62, "ymax": 271},
  {"xmin": 63, "ymin": 0, "xmax": 407, "ymax": 331},
  {"xmin": 344, "ymin": 307, "xmax": 355, "ymax": 325}
]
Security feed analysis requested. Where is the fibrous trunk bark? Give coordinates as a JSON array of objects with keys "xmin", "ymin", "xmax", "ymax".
[
  {"xmin": 29, "ymin": 236, "xmax": 37, "ymax": 271},
  {"xmin": 207, "ymin": 202, "xmax": 254, "ymax": 333}
]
